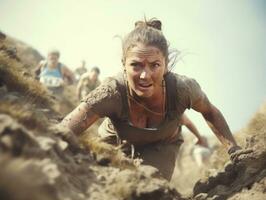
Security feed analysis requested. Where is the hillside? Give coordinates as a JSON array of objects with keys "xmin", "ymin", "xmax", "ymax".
[{"xmin": 0, "ymin": 31, "xmax": 265, "ymax": 200}]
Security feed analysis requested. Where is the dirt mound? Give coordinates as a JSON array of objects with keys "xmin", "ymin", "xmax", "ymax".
[
  {"xmin": 0, "ymin": 30, "xmax": 43, "ymax": 70},
  {"xmin": 193, "ymin": 103, "xmax": 266, "ymax": 200},
  {"xmin": 0, "ymin": 88, "xmax": 183, "ymax": 200},
  {"xmin": 0, "ymin": 30, "xmax": 78, "ymax": 115}
]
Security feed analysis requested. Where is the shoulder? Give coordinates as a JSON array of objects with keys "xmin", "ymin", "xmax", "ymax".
[
  {"xmin": 99, "ymin": 75, "xmax": 121, "ymax": 92},
  {"xmin": 80, "ymin": 72, "xmax": 90, "ymax": 80},
  {"xmin": 82, "ymin": 75, "xmax": 122, "ymax": 117},
  {"xmin": 172, "ymin": 73, "xmax": 201, "ymax": 92},
  {"xmin": 170, "ymin": 72, "xmax": 204, "ymax": 108},
  {"xmin": 174, "ymin": 73, "xmax": 196, "ymax": 85},
  {"xmin": 59, "ymin": 63, "xmax": 68, "ymax": 70},
  {"xmin": 167, "ymin": 72, "xmax": 190, "ymax": 93},
  {"xmin": 83, "ymin": 75, "xmax": 121, "ymax": 103},
  {"xmin": 100, "ymin": 72, "xmax": 125, "ymax": 89}
]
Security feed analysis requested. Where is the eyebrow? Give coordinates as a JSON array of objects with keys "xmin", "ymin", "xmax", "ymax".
[{"xmin": 130, "ymin": 59, "xmax": 161, "ymax": 63}]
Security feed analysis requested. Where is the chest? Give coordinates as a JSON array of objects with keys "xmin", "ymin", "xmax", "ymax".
[{"xmin": 128, "ymin": 99, "xmax": 165, "ymax": 128}]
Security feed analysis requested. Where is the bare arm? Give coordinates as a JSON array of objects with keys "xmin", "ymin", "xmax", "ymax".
[
  {"xmin": 76, "ymin": 75, "xmax": 85, "ymax": 100},
  {"xmin": 61, "ymin": 102, "xmax": 100, "ymax": 135},
  {"xmin": 34, "ymin": 60, "xmax": 45, "ymax": 79},
  {"xmin": 180, "ymin": 114, "xmax": 202, "ymax": 140},
  {"xmin": 192, "ymin": 94, "xmax": 238, "ymax": 150},
  {"xmin": 62, "ymin": 66, "xmax": 75, "ymax": 84},
  {"xmin": 180, "ymin": 114, "xmax": 209, "ymax": 148}
]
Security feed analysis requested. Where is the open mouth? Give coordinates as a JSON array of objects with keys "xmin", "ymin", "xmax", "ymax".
[{"xmin": 138, "ymin": 83, "xmax": 152, "ymax": 88}]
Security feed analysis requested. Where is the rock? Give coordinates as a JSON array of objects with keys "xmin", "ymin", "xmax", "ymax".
[
  {"xmin": 194, "ymin": 193, "xmax": 208, "ymax": 200},
  {"xmin": 36, "ymin": 136, "xmax": 56, "ymax": 151}
]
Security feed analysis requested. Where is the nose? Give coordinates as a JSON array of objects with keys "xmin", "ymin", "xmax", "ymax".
[
  {"xmin": 140, "ymin": 66, "xmax": 152, "ymax": 79},
  {"xmin": 140, "ymin": 71, "xmax": 146, "ymax": 79}
]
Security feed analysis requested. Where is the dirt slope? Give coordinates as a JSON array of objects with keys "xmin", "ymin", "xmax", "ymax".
[
  {"xmin": 0, "ymin": 30, "xmax": 265, "ymax": 200},
  {"xmin": 193, "ymin": 103, "xmax": 266, "ymax": 200}
]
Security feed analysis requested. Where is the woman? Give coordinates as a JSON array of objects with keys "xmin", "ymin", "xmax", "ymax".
[{"xmin": 61, "ymin": 19, "xmax": 242, "ymax": 181}]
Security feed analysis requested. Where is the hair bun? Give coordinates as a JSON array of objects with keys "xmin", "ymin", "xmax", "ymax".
[{"xmin": 135, "ymin": 19, "xmax": 162, "ymax": 31}]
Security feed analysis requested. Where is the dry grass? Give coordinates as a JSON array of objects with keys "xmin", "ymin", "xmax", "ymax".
[
  {"xmin": 0, "ymin": 58, "xmax": 53, "ymax": 108},
  {"xmin": 0, "ymin": 46, "xmax": 55, "ymax": 131},
  {"xmin": 81, "ymin": 132, "xmax": 136, "ymax": 169},
  {"xmin": 0, "ymin": 36, "xmax": 53, "ymax": 109},
  {"xmin": 2, "ymin": 33, "xmax": 43, "ymax": 70},
  {"xmin": 0, "ymin": 101, "xmax": 49, "ymax": 131},
  {"xmin": 242, "ymin": 102, "xmax": 266, "ymax": 136}
]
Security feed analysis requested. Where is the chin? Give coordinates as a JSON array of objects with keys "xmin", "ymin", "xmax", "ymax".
[{"xmin": 135, "ymin": 90, "xmax": 153, "ymax": 99}]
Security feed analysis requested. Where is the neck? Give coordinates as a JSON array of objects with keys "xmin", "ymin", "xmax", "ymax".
[{"xmin": 130, "ymin": 85, "xmax": 165, "ymax": 107}]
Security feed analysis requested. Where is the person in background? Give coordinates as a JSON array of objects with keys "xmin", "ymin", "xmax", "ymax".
[
  {"xmin": 35, "ymin": 49, "xmax": 75, "ymax": 94},
  {"xmin": 74, "ymin": 60, "xmax": 88, "ymax": 81},
  {"xmin": 76, "ymin": 66, "xmax": 101, "ymax": 100}
]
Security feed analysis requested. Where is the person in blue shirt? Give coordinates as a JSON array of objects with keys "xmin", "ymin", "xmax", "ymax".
[{"xmin": 35, "ymin": 49, "xmax": 75, "ymax": 94}]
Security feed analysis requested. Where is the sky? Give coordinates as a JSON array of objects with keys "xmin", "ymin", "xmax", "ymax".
[{"xmin": 1, "ymin": 0, "xmax": 266, "ymax": 137}]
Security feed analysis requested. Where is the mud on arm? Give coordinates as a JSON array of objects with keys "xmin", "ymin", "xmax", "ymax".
[
  {"xmin": 61, "ymin": 102, "xmax": 100, "ymax": 135},
  {"xmin": 192, "ymin": 94, "xmax": 238, "ymax": 150}
]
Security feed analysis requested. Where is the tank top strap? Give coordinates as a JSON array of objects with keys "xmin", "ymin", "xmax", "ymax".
[
  {"xmin": 114, "ymin": 72, "xmax": 129, "ymax": 121},
  {"xmin": 164, "ymin": 72, "xmax": 178, "ymax": 120},
  {"xmin": 57, "ymin": 63, "xmax": 62, "ymax": 75}
]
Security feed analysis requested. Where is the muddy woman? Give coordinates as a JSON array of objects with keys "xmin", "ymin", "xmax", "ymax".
[{"xmin": 61, "ymin": 18, "xmax": 245, "ymax": 181}]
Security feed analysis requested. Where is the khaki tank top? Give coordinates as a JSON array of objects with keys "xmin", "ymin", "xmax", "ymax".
[{"xmin": 83, "ymin": 71, "xmax": 204, "ymax": 146}]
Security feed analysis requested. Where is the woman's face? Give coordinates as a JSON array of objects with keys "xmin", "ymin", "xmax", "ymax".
[{"xmin": 124, "ymin": 43, "xmax": 167, "ymax": 98}]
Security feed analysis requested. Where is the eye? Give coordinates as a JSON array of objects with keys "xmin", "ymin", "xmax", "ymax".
[
  {"xmin": 151, "ymin": 62, "xmax": 161, "ymax": 69},
  {"xmin": 130, "ymin": 62, "xmax": 142, "ymax": 70}
]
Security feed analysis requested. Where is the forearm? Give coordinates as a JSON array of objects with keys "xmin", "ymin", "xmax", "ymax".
[
  {"xmin": 61, "ymin": 102, "xmax": 99, "ymax": 135},
  {"xmin": 186, "ymin": 123, "xmax": 202, "ymax": 140},
  {"xmin": 62, "ymin": 67, "xmax": 75, "ymax": 83},
  {"xmin": 181, "ymin": 114, "xmax": 202, "ymax": 140},
  {"xmin": 202, "ymin": 106, "xmax": 237, "ymax": 149}
]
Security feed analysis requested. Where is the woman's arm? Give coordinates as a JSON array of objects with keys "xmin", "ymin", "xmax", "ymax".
[
  {"xmin": 192, "ymin": 94, "xmax": 238, "ymax": 150},
  {"xmin": 180, "ymin": 114, "xmax": 209, "ymax": 148},
  {"xmin": 61, "ymin": 102, "xmax": 100, "ymax": 135}
]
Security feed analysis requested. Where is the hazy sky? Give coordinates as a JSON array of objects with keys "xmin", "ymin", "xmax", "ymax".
[{"xmin": 1, "ymin": 0, "xmax": 266, "ymax": 136}]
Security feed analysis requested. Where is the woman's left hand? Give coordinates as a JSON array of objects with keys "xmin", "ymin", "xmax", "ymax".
[
  {"xmin": 228, "ymin": 146, "xmax": 254, "ymax": 163},
  {"xmin": 196, "ymin": 136, "xmax": 209, "ymax": 148}
]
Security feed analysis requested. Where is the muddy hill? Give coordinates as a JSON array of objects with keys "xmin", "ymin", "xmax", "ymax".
[{"xmin": 0, "ymin": 31, "xmax": 265, "ymax": 200}]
